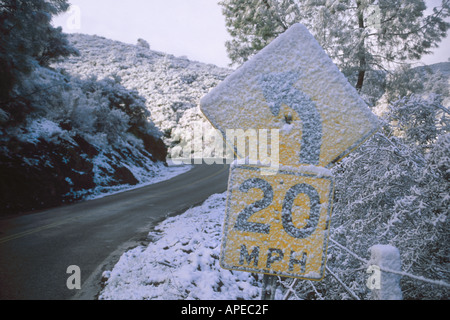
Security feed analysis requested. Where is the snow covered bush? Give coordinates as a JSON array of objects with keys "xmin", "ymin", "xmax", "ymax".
[
  {"xmin": 137, "ymin": 38, "xmax": 150, "ymax": 49},
  {"xmin": 279, "ymin": 94, "xmax": 449, "ymax": 300},
  {"xmin": 0, "ymin": 64, "xmax": 168, "ymax": 215},
  {"xmin": 386, "ymin": 94, "xmax": 449, "ymax": 153},
  {"xmin": 384, "ymin": 64, "xmax": 450, "ymax": 106},
  {"xmin": 53, "ymin": 33, "xmax": 231, "ymax": 156},
  {"xmin": 0, "ymin": 0, "xmax": 78, "ymax": 109}
]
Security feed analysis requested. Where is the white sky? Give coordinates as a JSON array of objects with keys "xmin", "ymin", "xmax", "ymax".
[
  {"xmin": 52, "ymin": 0, "xmax": 232, "ymax": 68},
  {"xmin": 52, "ymin": 0, "xmax": 449, "ymax": 69}
]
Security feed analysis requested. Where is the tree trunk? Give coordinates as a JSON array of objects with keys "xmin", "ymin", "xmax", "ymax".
[
  {"xmin": 355, "ymin": 0, "xmax": 366, "ymax": 92},
  {"xmin": 356, "ymin": 63, "xmax": 366, "ymax": 92}
]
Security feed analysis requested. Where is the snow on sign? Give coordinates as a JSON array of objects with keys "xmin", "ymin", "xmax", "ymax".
[
  {"xmin": 220, "ymin": 165, "xmax": 334, "ymax": 280},
  {"xmin": 200, "ymin": 23, "xmax": 379, "ymax": 168},
  {"xmin": 200, "ymin": 23, "xmax": 379, "ymax": 280}
]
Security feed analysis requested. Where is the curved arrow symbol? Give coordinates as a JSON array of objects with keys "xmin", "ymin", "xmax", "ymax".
[{"xmin": 258, "ymin": 71, "xmax": 323, "ymax": 165}]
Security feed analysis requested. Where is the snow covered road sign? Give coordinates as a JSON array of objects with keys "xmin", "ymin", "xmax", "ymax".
[
  {"xmin": 220, "ymin": 165, "xmax": 334, "ymax": 280},
  {"xmin": 200, "ymin": 23, "xmax": 379, "ymax": 281},
  {"xmin": 200, "ymin": 23, "xmax": 379, "ymax": 168}
]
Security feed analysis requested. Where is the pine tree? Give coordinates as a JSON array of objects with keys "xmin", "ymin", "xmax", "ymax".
[
  {"xmin": 0, "ymin": 0, "xmax": 78, "ymax": 102},
  {"xmin": 219, "ymin": 0, "xmax": 450, "ymax": 91},
  {"xmin": 386, "ymin": 93, "xmax": 450, "ymax": 152}
]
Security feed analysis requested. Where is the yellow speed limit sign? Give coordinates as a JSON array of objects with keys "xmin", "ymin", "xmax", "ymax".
[{"xmin": 220, "ymin": 165, "xmax": 334, "ymax": 280}]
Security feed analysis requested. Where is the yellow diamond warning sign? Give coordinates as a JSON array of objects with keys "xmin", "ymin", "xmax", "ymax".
[{"xmin": 200, "ymin": 23, "xmax": 379, "ymax": 168}]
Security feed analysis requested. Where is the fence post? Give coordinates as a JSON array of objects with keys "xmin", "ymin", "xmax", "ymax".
[
  {"xmin": 261, "ymin": 274, "xmax": 278, "ymax": 300},
  {"xmin": 367, "ymin": 244, "xmax": 403, "ymax": 300}
]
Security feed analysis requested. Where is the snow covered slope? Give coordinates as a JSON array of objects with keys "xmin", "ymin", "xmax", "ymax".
[
  {"xmin": 54, "ymin": 34, "xmax": 232, "ymax": 154},
  {"xmin": 99, "ymin": 192, "xmax": 262, "ymax": 300},
  {"xmin": 1, "ymin": 33, "xmax": 231, "ymax": 215},
  {"xmin": 0, "ymin": 65, "xmax": 177, "ymax": 215},
  {"xmin": 417, "ymin": 62, "xmax": 450, "ymax": 107}
]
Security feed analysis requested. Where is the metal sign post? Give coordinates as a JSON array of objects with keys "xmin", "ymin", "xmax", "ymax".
[{"xmin": 261, "ymin": 274, "xmax": 278, "ymax": 300}]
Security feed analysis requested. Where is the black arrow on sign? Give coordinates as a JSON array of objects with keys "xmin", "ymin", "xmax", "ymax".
[{"xmin": 258, "ymin": 71, "xmax": 323, "ymax": 165}]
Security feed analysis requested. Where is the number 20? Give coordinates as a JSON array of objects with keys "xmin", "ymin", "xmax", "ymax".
[{"xmin": 234, "ymin": 178, "xmax": 321, "ymax": 239}]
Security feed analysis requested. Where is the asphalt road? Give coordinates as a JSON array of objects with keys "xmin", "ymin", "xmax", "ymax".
[{"xmin": 0, "ymin": 163, "xmax": 230, "ymax": 300}]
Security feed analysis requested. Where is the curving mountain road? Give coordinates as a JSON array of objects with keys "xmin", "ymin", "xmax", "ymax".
[{"xmin": 0, "ymin": 164, "xmax": 229, "ymax": 300}]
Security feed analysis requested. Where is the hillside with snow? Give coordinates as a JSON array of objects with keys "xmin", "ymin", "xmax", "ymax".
[
  {"xmin": 412, "ymin": 62, "xmax": 450, "ymax": 107},
  {"xmin": 1, "ymin": 33, "xmax": 233, "ymax": 215},
  {"xmin": 0, "ymin": 64, "xmax": 175, "ymax": 215},
  {"xmin": 54, "ymin": 34, "xmax": 232, "ymax": 156}
]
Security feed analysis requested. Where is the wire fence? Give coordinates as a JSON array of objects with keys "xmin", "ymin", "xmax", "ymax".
[
  {"xmin": 330, "ymin": 238, "xmax": 450, "ymax": 288},
  {"xmin": 277, "ymin": 237, "xmax": 450, "ymax": 300}
]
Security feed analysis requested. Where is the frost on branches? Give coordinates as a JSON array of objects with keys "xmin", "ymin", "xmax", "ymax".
[
  {"xmin": 281, "ymin": 93, "xmax": 449, "ymax": 300},
  {"xmin": 0, "ymin": 65, "xmax": 169, "ymax": 215},
  {"xmin": 53, "ymin": 33, "xmax": 231, "ymax": 157}
]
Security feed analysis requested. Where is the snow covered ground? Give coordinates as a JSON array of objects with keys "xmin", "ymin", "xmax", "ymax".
[
  {"xmin": 84, "ymin": 162, "xmax": 193, "ymax": 201},
  {"xmin": 98, "ymin": 192, "xmax": 263, "ymax": 300}
]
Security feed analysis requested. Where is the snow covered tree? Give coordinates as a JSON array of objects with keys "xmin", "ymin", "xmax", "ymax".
[
  {"xmin": 277, "ymin": 90, "xmax": 449, "ymax": 299},
  {"xmin": 137, "ymin": 38, "xmax": 150, "ymax": 49},
  {"xmin": 219, "ymin": 0, "xmax": 450, "ymax": 91},
  {"xmin": 0, "ymin": 0, "xmax": 78, "ymax": 102},
  {"xmin": 386, "ymin": 93, "xmax": 449, "ymax": 153}
]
